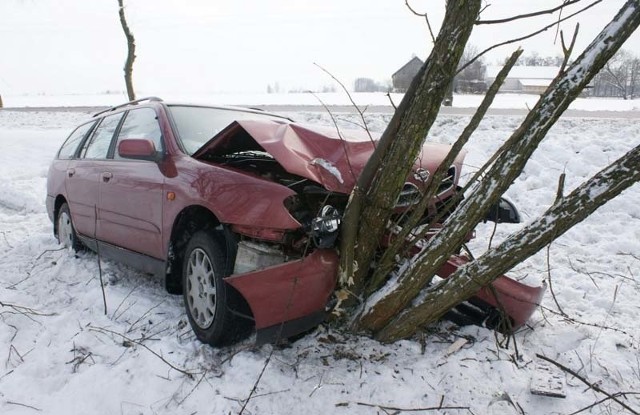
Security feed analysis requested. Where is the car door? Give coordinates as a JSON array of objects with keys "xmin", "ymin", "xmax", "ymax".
[
  {"xmin": 96, "ymin": 107, "xmax": 166, "ymax": 259},
  {"xmin": 65, "ymin": 113, "xmax": 124, "ymax": 239}
]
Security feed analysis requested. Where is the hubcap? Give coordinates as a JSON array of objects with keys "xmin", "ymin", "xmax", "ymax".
[
  {"xmin": 58, "ymin": 211, "xmax": 74, "ymax": 248},
  {"xmin": 186, "ymin": 248, "xmax": 217, "ymax": 329}
]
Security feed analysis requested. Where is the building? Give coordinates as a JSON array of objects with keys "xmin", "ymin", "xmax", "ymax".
[
  {"xmin": 485, "ymin": 65, "xmax": 560, "ymax": 94},
  {"xmin": 392, "ymin": 57, "xmax": 424, "ymax": 92}
]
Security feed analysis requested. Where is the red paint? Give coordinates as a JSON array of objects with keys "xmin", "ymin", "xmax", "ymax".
[{"xmin": 225, "ymin": 249, "xmax": 338, "ymax": 329}]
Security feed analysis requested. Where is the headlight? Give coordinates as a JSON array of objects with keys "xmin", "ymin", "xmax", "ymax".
[{"xmin": 310, "ymin": 205, "xmax": 341, "ymax": 248}]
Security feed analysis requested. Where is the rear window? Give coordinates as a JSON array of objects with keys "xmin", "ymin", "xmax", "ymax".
[
  {"xmin": 57, "ymin": 121, "xmax": 96, "ymax": 159},
  {"xmin": 168, "ymin": 105, "xmax": 289, "ymax": 155}
]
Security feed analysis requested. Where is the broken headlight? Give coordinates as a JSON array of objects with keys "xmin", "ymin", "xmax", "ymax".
[{"xmin": 310, "ymin": 205, "xmax": 341, "ymax": 248}]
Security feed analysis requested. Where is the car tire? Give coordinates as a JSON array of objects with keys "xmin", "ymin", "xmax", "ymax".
[
  {"xmin": 182, "ymin": 230, "xmax": 238, "ymax": 346},
  {"xmin": 57, "ymin": 202, "xmax": 84, "ymax": 251}
]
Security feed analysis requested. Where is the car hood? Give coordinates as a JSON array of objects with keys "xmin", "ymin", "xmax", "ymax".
[{"xmin": 192, "ymin": 119, "xmax": 464, "ymax": 193}]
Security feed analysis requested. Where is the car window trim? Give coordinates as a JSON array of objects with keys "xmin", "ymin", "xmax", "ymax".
[
  {"xmin": 57, "ymin": 120, "xmax": 98, "ymax": 160},
  {"xmin": 80, "ymin": 112, "xmax": 126, "ymax": 160},
  {"xmin": 110, "ymin": 107, "xmax": 165, "ymax": 162}
]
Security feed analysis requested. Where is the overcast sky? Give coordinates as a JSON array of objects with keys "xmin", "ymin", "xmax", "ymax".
[{"xmin": 1, "ymin": 0, "xmax": 638, "ymax": 95}]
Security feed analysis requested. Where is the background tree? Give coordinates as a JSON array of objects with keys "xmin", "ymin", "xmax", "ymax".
[
  {"xmin": 117, "ymin": 0, "xmax": 136, "ymax": 101},
  {"xmin": 590, "ymin": 49, "xmax": 640, "ymax": 99},
  {"xmin": 336, "ymin": 0, "xmax": 640, "ymax": 342},
  {"xmin": 516, "ymin": 52, "xmax": 564, "ymax": 67},
  {"xmin": 454, "ymin": 44, "xmax": 487, "ymax": 93}
]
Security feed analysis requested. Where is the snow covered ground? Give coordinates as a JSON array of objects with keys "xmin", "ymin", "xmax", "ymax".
[
  {"xmin": 0, "ymin": 107, "xmax": 639, "ymax": 415},
  {"xmin": 4, "ymin": 91, "xmax": 640, "ymax": 113}
]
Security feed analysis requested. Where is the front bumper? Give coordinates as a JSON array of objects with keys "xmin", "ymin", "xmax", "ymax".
[{"xmin": 224, "ymin": 248, "xmax": 338, "ymax": 334}]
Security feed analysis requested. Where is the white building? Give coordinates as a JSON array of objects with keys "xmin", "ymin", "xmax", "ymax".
[{"xmin": 485, "ymin": 66, "xmax": 560, "ymax": 94}]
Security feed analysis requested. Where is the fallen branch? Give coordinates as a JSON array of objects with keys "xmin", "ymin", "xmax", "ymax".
[
  {"xmin": 536, "ymin": 354, "xmax": 640, "ymax": 415},
  {"xmin": 337, "ymin": 401, "xmax": 472, "ymax": 413}
]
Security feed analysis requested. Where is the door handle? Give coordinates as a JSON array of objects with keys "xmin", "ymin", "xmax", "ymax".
[
  {"xmin": 101, "ymin": 172, "xmax": 113, "ymax": 183},
  {"xmin": 67, "ymin": 168, "xmax": 75, "ymax": 178}
]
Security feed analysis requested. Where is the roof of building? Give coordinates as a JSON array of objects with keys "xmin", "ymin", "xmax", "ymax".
[
  {"xmin": 519, "ymin": 79, "xmax": 551, "ymax": 87},
  {"xmin": 392, "ymin": 56, "xmax": 424, "ymax": 78},
  {"xmin": 486, "ymin": 65, "xmax": 560, "ymax": 80}
]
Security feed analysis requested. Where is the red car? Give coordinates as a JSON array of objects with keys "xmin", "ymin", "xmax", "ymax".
[{"xmin": 47, "ymin": 97, "xmax": 544, "ymax": 346}]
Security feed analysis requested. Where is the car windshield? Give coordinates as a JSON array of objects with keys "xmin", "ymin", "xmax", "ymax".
[{"xmin": 168, "ymin": 105, "xmax": 289, "ymax": 155}]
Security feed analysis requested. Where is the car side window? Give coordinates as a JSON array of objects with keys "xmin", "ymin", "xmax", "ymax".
[
  {"xmin": 81, "ymin": 113, "xmax": 124, "ymax": 159},
  {"xmin": 57, "ymin": 121, "xmax": 96, "ymax": 159},
  {"xmin": 114, "ymin": 108, "xmax": 163, "ymax": 160}
]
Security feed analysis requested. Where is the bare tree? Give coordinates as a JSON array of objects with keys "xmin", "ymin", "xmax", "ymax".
[
  {"xmin": 117, "ymin": 0, "xmax": 136, "ymax": 101},
  {"xmin": 455, "ymin": 44, "xmax": 487, "ymax": 93},
  {"xmin": 591, "ymin": 49, "xmax": 640, "ymax": 99},
  {"xmin": 336, "ymin": 0, "xmax": 640, "ymax": 342}
]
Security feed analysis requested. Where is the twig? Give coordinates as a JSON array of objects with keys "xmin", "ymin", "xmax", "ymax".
[
  {"xmin": 404, "ymin": 0, "xmax": 436, "ymax": 43},
  {"xmin": 5, "ymin": 401, "xmax": 42, "ymax": 412},
  {"xmin": 177, "ymin": 370, "xmax": 209, "ymax": 406},
  {"xmin": 238, "ymin": 277, "xmax": 300, "ymax": 415},
  {"xmin": 559, "ymin": 24, "xmax": 580, "ymax": 73},
  {"xmin": 569, "ymin": 392, "xmax": 640, "ymax": 415},
  {"xmin": 0, "ymin": 231, "xmax": 13, "ymax": 248},
  {"xmin": 546, "ymin": 242, "xmax": 567, "ymax": 316},
  {"xmin": 89, "ymin": 325, "xmax": 199, "ymax": 377},
  {"xmin": 459, "ymin": 0, "xmax": 602, "ymax": 74},
  {"xmin": 477, "ymin": 0, "xmax": 584, "ymax": 24},
  {"xmin": 127, "ymin": 301, "xmax": 164, "ymax": 333},
  {"xmin": 313, "ymin": 63, "xmax": 375, "ymax": 145},
  {"xmin": 386, "ymin": 91, "xmax": 398, "ymax": 110},
  {"xmin": 306, "ymin": 91, "xmax": 358, "ymax": 183},
  {"xmin": 94, "ymin": 205, "xmax": 107, "ymax": 315},
  {"xmin": 338, "ymin": 401, "xmax": 471, "ymax": 413},
  {"xmin": 0, "ymin": 301, "xmax": 55, "ymax": 322},
  {"xmin": 536, "ymin": 354, "xmax": 640, "ymax": 415}
]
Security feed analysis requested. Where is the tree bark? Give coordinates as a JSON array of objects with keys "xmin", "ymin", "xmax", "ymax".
[
  {"xmin": 338, "ymin": 0, "xmax": 482, "ymax": 300},
  {"xmin": 357, "ymin": 0, "xmax": 640, "ymax": 335},
  {"xmin": 118, "ymin": 0, "xmax": 136, "ymax": 101},
  {"xmin": 365, "ymin": 48, "xmax": 524, "ymax": 297},
  {"xmin": 376, "ymin": 143, "xmax": 640, "ymax": 342}
]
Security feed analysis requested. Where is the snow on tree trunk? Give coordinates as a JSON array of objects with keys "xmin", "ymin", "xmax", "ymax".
[
  {"xmin": 354, "ymin": 0, "xmax": 640, "ymax": 338},
  {"xmin": 376, "ymin": 143, "xmax": 640, "ymax": 342},
  {"xmin": 337, "ymin": 0, "xmax": 482, "ymax": 300}
]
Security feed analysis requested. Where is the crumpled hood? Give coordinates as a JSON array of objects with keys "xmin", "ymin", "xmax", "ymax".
[{"xmin": 192, "ymin": 119, "xmax": 464, "ymax": 193}]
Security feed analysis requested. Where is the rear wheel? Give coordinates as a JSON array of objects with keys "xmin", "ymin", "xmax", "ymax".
[
  {"xmin": 182, "ymin": 230, "xmax": 238, "ymax": 346},
  {"xmin": 57, "ymin": 203, "xmax": 83, "ymax": 251}
]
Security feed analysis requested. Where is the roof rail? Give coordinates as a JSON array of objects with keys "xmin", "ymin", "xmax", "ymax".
[{"xmin": 92, "ymin": 96, "xmax": 163, "ymax": 117}]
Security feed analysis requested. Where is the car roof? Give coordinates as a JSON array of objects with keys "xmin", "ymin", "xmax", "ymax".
[{"xmin": 92, "ymin": 97, "xmax": 291, "ymax": 122}]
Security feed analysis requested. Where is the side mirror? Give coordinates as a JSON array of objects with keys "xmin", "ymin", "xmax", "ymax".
[
  {"xmin": 118, "ymin": 139, "xmax": 161, "ymax": 162},
  {"xmin": 485, "ymin": 197, "xmax": 521, "ymax": 224}
]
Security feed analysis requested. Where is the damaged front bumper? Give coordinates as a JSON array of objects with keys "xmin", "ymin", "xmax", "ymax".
[
  {"xmin": 438, "ymin": 255, "xmax": 546, "ymax": 330},
  {"xmin": 224, "ymin": 248, "xmax": 338, "ymax": 344}
]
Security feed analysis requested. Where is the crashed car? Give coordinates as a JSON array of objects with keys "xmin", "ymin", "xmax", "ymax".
[{"xmin": 46, "ymin": 97, "xmax": 544, "ymax": 346}]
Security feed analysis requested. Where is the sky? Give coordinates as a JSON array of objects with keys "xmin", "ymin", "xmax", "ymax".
[{"xmin": 1, "ymin": 0, "xmax": 639, "ymax": 95}]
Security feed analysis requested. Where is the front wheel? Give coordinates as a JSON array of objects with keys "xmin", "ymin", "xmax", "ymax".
[
  {"xmin": 182, "ymin": 230, "xmax": 237, "ymax": 346},
  {"xmin": 57, "ymin": 202, "xmax": 83, "ymax": 251}
]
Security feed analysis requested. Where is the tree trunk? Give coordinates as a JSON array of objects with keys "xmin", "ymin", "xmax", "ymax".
[
  {"xmin": 350, "ymin": 0, "xmax": 640, "ymax": 340},
  {"xmin": 376, "ymin": 143, "xmax": 640, "ymax": 342},
  {"xmin": 117, "ymin": 0, "xmax": 136, "ymax": 102},
  {"xmin": 338, "ymin": 0, "xmax": 482, "ymax": 302}
]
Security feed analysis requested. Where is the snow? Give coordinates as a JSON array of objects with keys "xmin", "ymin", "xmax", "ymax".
[
  {"xmin": 310, "ymin": 158, "xmax": 344, "ymax": 184},
  {"xmin": 3, "ymin": 91, "xmax": 640, "ymax": 112},
  {"xmin": 1, "ymin": 106, "xmax": 639, "ymax": 414}
]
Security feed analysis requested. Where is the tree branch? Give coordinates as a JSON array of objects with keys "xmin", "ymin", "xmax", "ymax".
[
  {"xmin": 360, "ymin": 0, "xmax": 640, "ymax": 335},
  {"xmin": 477, "ymin": 0, "xmax": 584, "ymax": 25},
  {"xmin": 536, "ymin": 354, "xmax": 640, "ymax": 415},
  {"xmin": 458, "ymin": 0, "xmax": 602, "ymax": 74}
]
